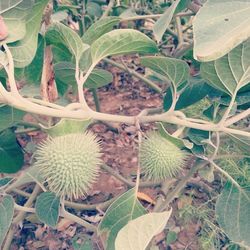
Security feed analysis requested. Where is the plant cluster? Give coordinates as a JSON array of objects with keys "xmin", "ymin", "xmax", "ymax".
[{"xmin": 0, "ymin": 0, "xmax": 249, "ymax": 249}]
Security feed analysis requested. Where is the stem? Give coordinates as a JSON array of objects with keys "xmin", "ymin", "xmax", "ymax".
[
  {"xmin": 65, "ymin": 196, "xmax": 117, "ymax": 211},
  {"xmin": 219, "ymin": 89, "xmax": 238, "ymax": 125},
  {"xmin": 101, "ymin": 0, "xmax": 115, "ymax": 19},
  {"xmin": 175, "ymin": 16, "xmax": 184, "ymax": 47},
  {"xmin": 208, "ymin": 160, "xmax": 241, "ymax": 190},
  {"xmin": 91, "ymin": 88, "xmax": 101, "ymax": 112},
  {"xmin": 101, "ymin": 164, "xmax": 161, "ymax": 188},
  {"xmin": 120, "ymin": 12, "xmax": 194, "ymax": 22},
  {"xmin": 214, "ymin": 154, "xmax": 250, "ymax": 160},
  {"xmin": 103, "ymin": 58, "xmax": 162, "ymax": 93},
  {"xmin": 61, "ymin": 209, "xmax": 97, "ymax": 233},
  {"xmin": 224, "ymin": 108, "xmax": 250, "ymax": 127},
  {"xmin": 155, "ymin": 161, "xmax": 206, "ymax": 212}
]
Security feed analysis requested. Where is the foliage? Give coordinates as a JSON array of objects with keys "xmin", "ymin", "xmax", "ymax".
[{"xmin": 0, "ymin": 0, "xmax": 249, "ymax": 249}]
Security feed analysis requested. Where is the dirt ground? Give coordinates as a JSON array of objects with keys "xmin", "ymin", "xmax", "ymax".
[{"xmin": 9, "ymin": 57, "xmax": 208, "ymax": 250}]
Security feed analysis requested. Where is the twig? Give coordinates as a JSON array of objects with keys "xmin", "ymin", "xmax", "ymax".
[
  {"xmin": 61, "ymin": 208, "xmax": 97, "ymax": 233},
  {"xmin": 154, "ymin": 161, "xmax": 206, "ymax": 212},
  {"xmin": 224, "ymin": 108, "xmax": 250, "ymax": 127},
  {"xmin": 103, "ymin": 58, "xmax": 162, "ymax": 93},
  {"xmin": 101, "ymin": 164, "xmax": 161, "ymax": 188},
  {"xmin": 101, "ymin": 0, "xmax": 115, "ymax": 19}
]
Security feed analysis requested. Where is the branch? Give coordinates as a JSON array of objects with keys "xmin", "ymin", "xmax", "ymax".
[
  {"xmin": 103, "ymin": 58, "xmax": 162, "ymax": 93},
  {"xmin": 154, "ymin": 161, "xmax": 206, "ymax": 212},
  {"xmin": 224, "ymin": 108, "xmax": 250, "ymax": 127}
]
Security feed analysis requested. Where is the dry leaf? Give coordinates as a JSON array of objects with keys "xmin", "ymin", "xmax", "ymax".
[
  {"xmin": 137, "ymin": 191, "xmax": 156, "ymax": 205},
  {"xmin": 57, "ymin": 218, "xmax": 74, "ymax": 231}
]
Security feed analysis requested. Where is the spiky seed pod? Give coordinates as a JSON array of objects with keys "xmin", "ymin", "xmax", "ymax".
[
  {"xmin": 140, "ymin": 132, "xmax": 187, "ymax": 180},
  {"xmin": 35, "ymin": 132, "xmax": 102, "ymax": 200}
]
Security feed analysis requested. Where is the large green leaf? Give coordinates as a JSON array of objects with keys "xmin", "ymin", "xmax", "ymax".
[
  {"xmin": 115, "ymin": 210, "xmax": 172, "ymax": 250},
  {"xmin": 215, "ymin": 182, "xmax": 250, "ymax": 248},
  {"xmin": 193, "ymin": 0, "xmax": 250, "ymax": 62},
  {"xmin": 0, "ymin": 105, "xmax": 25, "ymax": 132},
  {"xmin": 54, "ymin": 62, "xmax": 113, "ymax": 90},
  {"xmin": 81, "ymin": 16, "xmax": 121, "ymax": 45},
  {"xmin": 201, "ymin": 40, "xmax": 250, "ymax": 96},
  {"xmin": 1, "ymin": 0, "xmax": 34, "ymax": 44},
  {"xmin": 227, "ymin": 134, "xmax": 250, "ymax": 154},
  {"xmin": 0, "ymin": 195, "xmax": 15, "ymax": 246},
  {"xmin": 46, "ymin": 22, "xmax": 89, "ymax": 64},
  {"xmin": 35, "ymin": 192, "xmax": 60, "ymax": 228},
  {"xmin": 91, "ymin": 29, "xmax": 158, "ymax": 64},
  {"xmin": 8, "ymin": 0, "xmax": 49, "ymax": 68},
  {"xmin": 98, "ymin": 188, "xmax": 146, "ymax": 250},
  {"xmin": 0, "ymin": 0, "xmax": 23, "ymax": 14},
  {"xmin": 15, "ymin": 35, "xmax": 45, "ymax": 85},
  {"xmin": 164, "ymin": 77, "xmax": 213, "ymax": 111},
  {"xmin": 0, "ymin": 129, "xmax": 24, "ymax": 173},
  {"xmin": 141, "ymin": 56, "xmax": 189, "ymax": 88},
  {"xmin": 152, "ymin": 0, "xmax": 181, "ymax": 43}
]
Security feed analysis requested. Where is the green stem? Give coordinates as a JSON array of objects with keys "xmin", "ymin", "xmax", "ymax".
[{"xmin": 91, "ymin": 88, "xmax": 101, "ymax": 112}]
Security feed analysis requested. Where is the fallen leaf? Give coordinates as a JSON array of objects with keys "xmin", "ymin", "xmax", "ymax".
[
  {"xmin": 57, "ymin": 218, "xmax": 74, "ymax": 231},
  {"xmin": 137, "ymin": 191, "xmax": 156, "ymax": 205}
]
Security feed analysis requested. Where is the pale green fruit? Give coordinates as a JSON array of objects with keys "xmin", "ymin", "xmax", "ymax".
[
  {"xmin": 35, "ymin": 132, "xmax": 102, "ymax": 199},
  {"xmin": 140, "ymin": 132, "xmax": 187, "ymax": 180}
]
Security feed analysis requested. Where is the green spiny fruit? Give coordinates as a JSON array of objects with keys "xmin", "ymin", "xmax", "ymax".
[
  {"xmin": 35, "ymin": 132, "xmax": 102, "ymax": 199},
  {"xmin": 140, "ymin": 132, "xmax": 187, "ymax": 180}
]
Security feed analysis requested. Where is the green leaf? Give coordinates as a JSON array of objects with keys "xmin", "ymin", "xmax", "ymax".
[
  {"xmin": 1, "ymin": 0, "xmax": 34, "ymax": 44},
  {"xmin": 15, "ymin": 35, "xmax": 45, "ymax": 85},
  {"xmin": 193, "ymin": 0, "xmax": 250, "ymax": 62},
  {"xmin": 54, "ymin": 62, "xmax": 113, "ymax": 90},
  {"xmin": 187, "ymin": 128, "xmax": 210, "ymax": 145},
  {"xmin": 0, "ymin": 129, "xmax": 24, "ymax": 173},
  {"xmin": 115, "ymin": 210, "xmax": 172, "ymax": 250},
  {"xmin": 157, "ymin": 123, "xmax": 193, "ymax": 149},
  {"xmin": 0, "ymin": 105, "xmax": 25, "ymax": 132},
  {"xmin": 227, "ymin": 134, "xmax": 250, "ymax": 154},
  {"xmin": 0, "ymin": 195, "xmax": 15, "ymax": 246},
  {"xmin": 152, "ymin": 0, "xmax": 181, "ymax": 43},
  {"xmin": 46, "ymin": 22, "xmax": 90, "ymax": 64},
  {"xmin": 0, "ymin": 0, "xmax": 23, "ymax": 14},
  {"xmin": 81, "ymin": 17, "xmax": 121, "ymax": 45},
  {"xmin": 201, "ymin": 40, "xmax": 250, "ymax": 96},
  {"xmin": 42, "ymin": 118, "xmax": 92, "ymax": 137},
  {"xmin": 98, "ymin": 188, "xmax": 146, "ymax": 250},
  {"xmin": 8, "ymin": 0, "xmax": 49, "ymax": 68},
  {"xmin": 86, "ymin": 2, "xmax": 102, "ymax": 18},
  {"xmin": 215, "ymin": 182, "xmax": 250, "ymax": 248},
  {"xmin": 164, "ymin": 77, "xmax": 213, "ymax": 111},
  {"xmin": 84, "ymin": 69, "xmax": 113, "ymax": 89},
  {"xmin": 72, "ymin": 237, "xmax": 93, "ymax": 250},
  {"xmin": 141, "ymin": 56, "xmax": 189, "ymax": 88},
  {"xmin": 0, "ymin": 178, "xmax": 12, "ymax": 187},
  {"xmin": 35, "ymin": 192, "xmax": 60, "ymax": 228},
  {"xmin": 166, "ymin": 231, "xmax": 178, "ymax": 245},
  {"xmin": 91, "ymin": 29, "xmax": 158, "ymax": 63}
]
